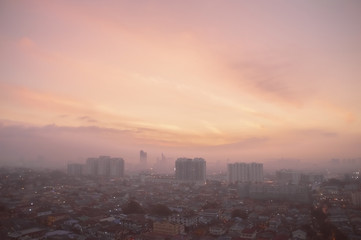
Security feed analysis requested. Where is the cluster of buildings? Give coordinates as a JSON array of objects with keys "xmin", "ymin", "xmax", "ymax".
[
  {"xmin": 69, "ymin": 154, "xmax": 265, "ymax": 187},
  {"xmin": 312, "ymin": 175, "xmax": 361, "ymax": 239},
  {"xmin": 1, "ymin": 165, "xmax": 361, "ymax": 240}
]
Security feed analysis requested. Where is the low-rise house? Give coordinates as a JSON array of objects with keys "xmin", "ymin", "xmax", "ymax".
[
  {"xmin": 209, "ymin": 224, "xmax": 227, "ymax": 236},
  {"xmin": 168, "ymin": 214, "xmax": 198, "ymax": 227},
  {"xmin": 229, "ymin": 222, "xmax": 247, "ymax": 235},
  {"xmin": 8, "ymin": 227, "xmax": 46, "ymax": 239},
  {"xmin": 153, "ymin": 221, "xmax": 185, "ymax": 236},
  {"xmin": 47, "ymin": 213, "xmax": 69, "ymax": 226},
  {"xmin": 291, "ymin": 229, "xmax": 307, "ymax": 240},
  {"xmin": 268, "ymin": 216, "xmax": 281, "ymax": 230},
  {"xmin": 239, "ymin": 227, "xmax": 257, "ymax": 239},
  {"xmin": 256, "ymin": 230, "xmax": 276, "ymax": 240}
]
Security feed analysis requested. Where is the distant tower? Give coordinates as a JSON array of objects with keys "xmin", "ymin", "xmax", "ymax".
[
  {"xmin": 140, "ymin": 150, "xmax": 147, "ymax": 166},
  {"xmin": 175, "ymin": 158, "xmax": 206, "ymax": 184}
]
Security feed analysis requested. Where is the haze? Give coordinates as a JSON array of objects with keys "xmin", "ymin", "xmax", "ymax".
[{"xmin": 1, "ymin": 1, "xmax": 361, "ymax": 169}]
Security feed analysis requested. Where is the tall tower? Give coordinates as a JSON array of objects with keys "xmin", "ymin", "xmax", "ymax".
[{"xmin": 140, "ymin": 150, "xmax": 147, "ymax": 166}]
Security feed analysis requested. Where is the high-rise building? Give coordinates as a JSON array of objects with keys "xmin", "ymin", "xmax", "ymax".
[
  {"xmin": 248, "ymin": 162, "xmax": 264, "ymax": 183},
  {"xmin": 175, "ymin": 158, "xmax": 206, "ymax": 184},
  {"xmin": 110, "ymin": 157, "xmax": 125, "ymax": 177},
  {"xmin": 85, "ymin": 157, "xmax": 98, "ymax": 176},
  {"xmin": 227, "ymin": 162, "xmax": 248, "ymax": 183},
  {"xmin": 140, "ymin": 150, "xmax": 147, "ymax": 165},
  {"xmin": 98, "ymin": 155, "xmax": 111, "ymax": 176},
  {"xmin": 193, "ymin": 158, "xmax": 206, "ymax": 183},
  {"xmin": 227, "ymin": 162, "xmax": 263, "ymax": 184},
  {"xmin": 175, "ymin": 158, "xmax": 192, "ymax": 180},
  {"xmin": 85, "ymin": 156, "xmax": 124, "ymax": 177}
]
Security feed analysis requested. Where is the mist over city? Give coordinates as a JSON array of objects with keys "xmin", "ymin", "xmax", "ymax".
[{"xmin": 1, "ymin": 1, "xmax": 361, "ymax": 240}]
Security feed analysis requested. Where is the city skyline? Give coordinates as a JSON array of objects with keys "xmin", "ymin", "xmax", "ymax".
[{"xmin": 1, "ymin": 1, "xmax": 361, "ymax": 167}]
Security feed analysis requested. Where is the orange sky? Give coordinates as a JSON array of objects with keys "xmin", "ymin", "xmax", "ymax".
[{"xmin": 1, "ymin": 1, "xmax": 361, "ymax": 166}]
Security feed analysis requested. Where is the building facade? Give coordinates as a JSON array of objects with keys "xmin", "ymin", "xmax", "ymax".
[
  {"xmin": 227, "ymin": 162, "xmax": 263, "ymax": 184},
  {"xmin": 175, "ymin": 158, "xmax": 206, "ymax": 184},
  {"xmin": 98, "ymin": 156, "xmax": 111, "ymax": 176},
  {"xmin": 110, "ymin": 158, "xmax": 125, "ymax": 177},
  {"xmin": 83, "ymin": 156, "xmax": 124, "ymax": 178},
  {"xmin": 85, "ymin": 157, "xmax": 98, "ymax": 176}
]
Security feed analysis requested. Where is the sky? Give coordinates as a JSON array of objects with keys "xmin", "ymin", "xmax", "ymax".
[{"xmin": 1, "ymin": 1, "xmax": 361, "ymax": 168}]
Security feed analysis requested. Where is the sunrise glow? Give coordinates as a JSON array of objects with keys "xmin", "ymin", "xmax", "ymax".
[{"xmin": 1, "ymin": 1, "xmax": 361, "ymax": 165}]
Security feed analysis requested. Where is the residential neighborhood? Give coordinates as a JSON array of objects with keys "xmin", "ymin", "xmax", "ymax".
[{"xmin": 0, "ymin": 165, "xmax": 360, "ymax": 240}]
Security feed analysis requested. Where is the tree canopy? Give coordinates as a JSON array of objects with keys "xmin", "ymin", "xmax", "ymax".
[
  {"xmin": 150, "ymin": 204, "xmax": 172, "ymax": 217},
  {"xmin": 122, "ymin": 200, "xmax": 145, "ymax": 214}
]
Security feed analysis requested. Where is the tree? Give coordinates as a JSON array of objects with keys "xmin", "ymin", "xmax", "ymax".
[
  {"xmin": 122, "ymin": 200, "xmax": 144, "ymax": 214},
  {"xmin": 150, "ymin": 204, "xmax": 172, "ymax": 217}
]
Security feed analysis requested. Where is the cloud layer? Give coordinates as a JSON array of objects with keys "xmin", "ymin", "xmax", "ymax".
[{"xmin": 1, "ymin": 1, "xmax": 361, "ymax": 166}]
